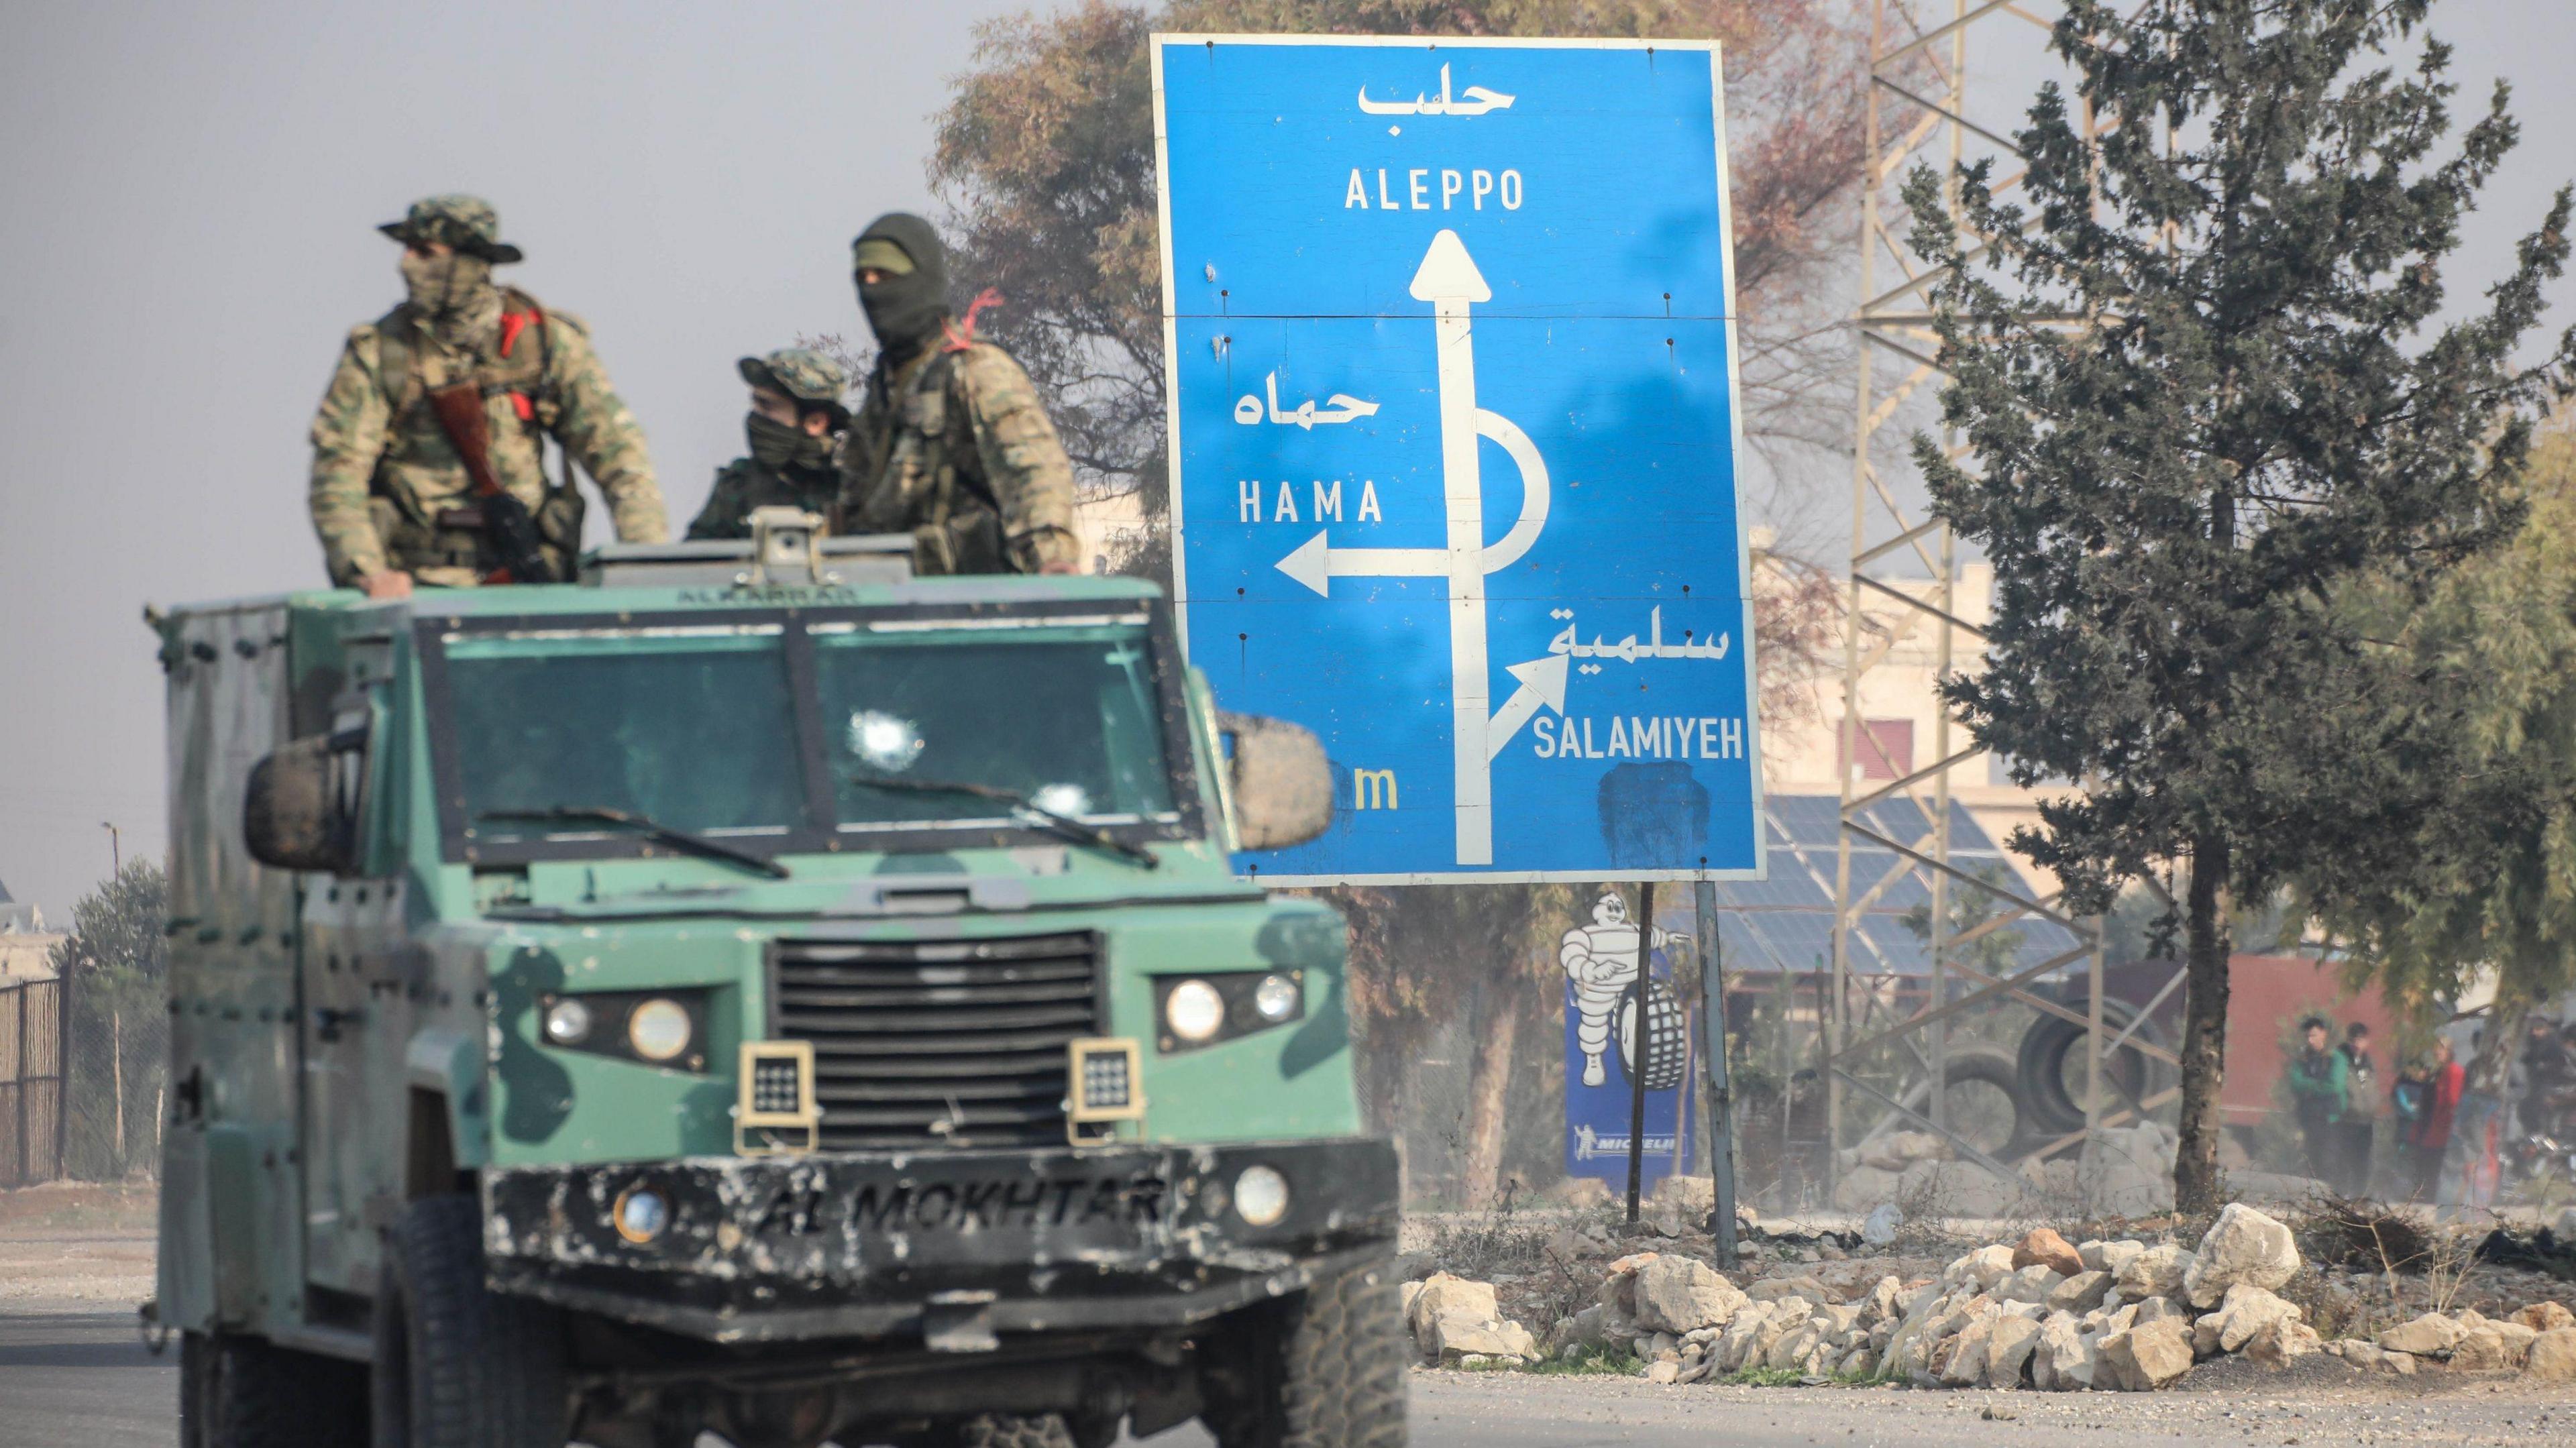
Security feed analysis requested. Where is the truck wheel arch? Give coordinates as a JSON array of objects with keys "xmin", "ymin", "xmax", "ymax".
[{"xmin": 404, "ymin": 1027, "xmax": 490, "ymax": 1194}]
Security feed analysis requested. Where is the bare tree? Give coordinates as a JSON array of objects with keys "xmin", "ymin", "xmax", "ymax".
[{"xmin": 929, "ymin": 0, "xmax": 1876, "ymax": 585}]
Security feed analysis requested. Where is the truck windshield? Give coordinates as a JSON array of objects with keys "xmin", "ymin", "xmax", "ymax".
[
  {"xmin": 446, "ymin": 628, "xmax": 806, "ymax": 843},
  {"xmin": 815, "ymin": 624, "xmax": 1177, "ymax": 829}
]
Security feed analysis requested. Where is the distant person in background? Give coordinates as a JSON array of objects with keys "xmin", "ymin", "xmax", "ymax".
[
  {"xmin": 2285, "ymin": 1016, "xmax": 2347, "ymax": 1185},
  {"xmin": 2337, "ymin": 1021, "xmax": 2379, "ymax": 1197},
  {"xmin": 2519, "ymin": 1016, "xmax": 2571, "ymax": 1138},
  {"xmin": 2402, "ymin": 1036, "xmax": 2465, "ymax": 1201}
]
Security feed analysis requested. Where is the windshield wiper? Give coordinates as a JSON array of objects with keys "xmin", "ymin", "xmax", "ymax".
[
  {"xmin": 476, "ymin": 806, "xmax": 793, "ymax": 879},
  {"xmin": 847, "ymin": 775, "xmax": 1161, "ymax": 870}
]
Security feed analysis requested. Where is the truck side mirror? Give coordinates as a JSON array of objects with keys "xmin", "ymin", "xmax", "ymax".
[
  {"xmin": 244, "ymin": 728, "xmax": 366, "ymax": 875},
  {"xmin": 1218, "ymin": 712, "xmax": 1333, "ymax": 851}
]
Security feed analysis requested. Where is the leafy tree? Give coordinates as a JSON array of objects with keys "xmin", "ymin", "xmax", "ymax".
[
  {"xmin": 1907, "ymin": 0, "xmax": 2573, "ymax": 1211},
  {"xmin": 49, "ymin": 860, "xmax": 168, "ymax": 1180},
  {"xmin": 2301, "ymin": 417, "xmax": 2576, "ymax": 1101}
]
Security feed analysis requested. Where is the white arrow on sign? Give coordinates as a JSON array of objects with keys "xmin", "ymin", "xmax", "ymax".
[
  {"xmin": 1485, "ymin": 652, "xmax": 1570, "ymax": 761},
  {"xmin": 1271, "ymin": 229, "xmax": 1556, "ymax": 865}
]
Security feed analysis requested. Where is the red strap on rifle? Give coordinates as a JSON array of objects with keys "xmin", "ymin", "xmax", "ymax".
[{"xmin": 942, "ymin": 288, "xmax": 1006, "ymax": 353}]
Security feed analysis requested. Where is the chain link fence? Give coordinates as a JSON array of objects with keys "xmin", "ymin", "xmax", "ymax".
[{"xmin": 61, "ymin": 972, "xmax": 166, "ymax": 1183}]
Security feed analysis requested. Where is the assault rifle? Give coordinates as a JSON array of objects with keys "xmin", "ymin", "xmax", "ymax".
[{"xmin": 425, "ymin": 382, "xmax": 557, "ymax": 585}]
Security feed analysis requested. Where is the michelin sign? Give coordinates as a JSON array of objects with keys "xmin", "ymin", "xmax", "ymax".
[{"xmin": 1153, "ymin": 36, "xmax": 1764, "ymax": 884}]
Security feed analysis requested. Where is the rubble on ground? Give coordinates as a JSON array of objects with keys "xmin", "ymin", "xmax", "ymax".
[{"xmin": 1405, "ymin": 1202, "xmax": 2576, "ymax": 1393}]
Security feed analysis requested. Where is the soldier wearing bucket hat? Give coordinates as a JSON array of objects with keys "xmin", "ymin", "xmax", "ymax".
[
  {"xmin": 837, "ymin": 213, "xmax": 1080, "ymax": 575},
  {"xmin": 686, "ymin": 347, "xmax": 853, "ymax": 540},
  {"xmin": 308, "ymin": 194, "xmax": 667, "ymax": 596}
]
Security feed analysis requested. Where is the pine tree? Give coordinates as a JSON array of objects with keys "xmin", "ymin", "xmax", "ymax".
[{"xmin": 1907, "ymin": 0, "xmax": 2573, "ymax": 1211}]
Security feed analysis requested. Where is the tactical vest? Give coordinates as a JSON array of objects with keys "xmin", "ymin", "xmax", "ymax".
[
  {"xmin": 368, "ymin": 288, "xmax": 584, "ymax": 573},
  {"xmin": 863, "ymin": 347, "xmax": 1012, "ymax": 575}
]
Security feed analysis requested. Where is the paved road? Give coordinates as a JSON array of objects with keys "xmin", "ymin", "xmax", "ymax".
[{"xmin": 6, "ymin": 1308, "xmax": 2569, "ymax": 1448}]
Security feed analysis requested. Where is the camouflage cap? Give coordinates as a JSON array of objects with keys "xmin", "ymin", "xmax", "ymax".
[
  {"xmin": 739, "ymin": 347, "xmax": 851, "ymax": 427},
  {"xmin": 378, "ymin": 194, "xmax": 523, "ymax": 264}
]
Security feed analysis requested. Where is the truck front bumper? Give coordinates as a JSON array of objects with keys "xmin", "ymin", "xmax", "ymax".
[{"xmin": 480, "ymin": 1136, "xmax": 1399, "ymax": 1344}]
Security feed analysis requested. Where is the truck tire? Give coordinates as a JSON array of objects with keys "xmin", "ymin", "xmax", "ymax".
[
  {"xmin": 2015, "ymin": 999, "xmax": 2172, "ymax": 1139},
  {"xmin": 181, "ymin": 1330, "xmax": 366, "ymax": 1448},
  {"xmin": 1201, "ymin": 1260, "xmax": 1407, "ymax": 1448},
  {"xmin": 372, "ymin": 1194, "xmax": 570, "ymax": 1448}
]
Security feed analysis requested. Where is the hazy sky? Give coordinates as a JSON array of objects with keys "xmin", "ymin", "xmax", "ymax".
[{"xmin": 2, "ymin": 2, "xmax": 2571, "ymax": 920}]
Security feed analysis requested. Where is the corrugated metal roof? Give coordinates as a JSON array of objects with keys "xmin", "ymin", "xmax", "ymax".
[{"xmin": 1659, "ymin": 793, "xmax": 2086, "ymax": 978}]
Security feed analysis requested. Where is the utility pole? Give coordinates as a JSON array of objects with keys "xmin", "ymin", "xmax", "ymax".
[{"xmin": 101, "ymin": 821, "xmax": 120, "ymax": 877}]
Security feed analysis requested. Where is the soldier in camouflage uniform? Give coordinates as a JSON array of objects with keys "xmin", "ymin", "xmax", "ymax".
[
  {"xmin": 837, "ymin": 213, "xmax": 1080, "ymax": 575},
  {"xmin": 686, "ymin": 347, "xmax": 851, "ymax": 540},
  {"xmin": 308, "ymin": 195, "xmax": 667, "ymax": 597}
]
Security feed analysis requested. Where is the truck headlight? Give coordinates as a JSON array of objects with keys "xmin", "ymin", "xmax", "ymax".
[
  {"xmin": 537, "ymin": 989, "xmax": 712, "ymax": 1072},
  {"xmin": 1253, "ymin": 973, "xmax": 1300, "ymax": 1022},
  {"xmin": 1234, "ymin": 1164, "xmax": 1290, "ymax": 1227},
  {"xmin": 1163, "ymin": 979, "xmax": 1225, "ymax": 1044},
  {"xmin": 613, "ymin": 1184, "xmax": 668, "ymax": 1243},
  {"xmin": 628, "ymin": 998, "xmax": 694, "ymax": 1062},
  {"xmin": 1152, "ymin": 971, "xmax": 1307, "ymax": 1053},
  {"xmin": 543, "ymin": 998, "xmax": 592, "ymax": 1044}
]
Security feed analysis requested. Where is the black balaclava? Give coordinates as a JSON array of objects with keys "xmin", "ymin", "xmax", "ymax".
[
  {"xmin": 853, "ymin": 212, "xmax": 950, "ymax": 364},
  {"xmin": 745, "ymin": 412, "xmax": 837, "ymax": 478}
]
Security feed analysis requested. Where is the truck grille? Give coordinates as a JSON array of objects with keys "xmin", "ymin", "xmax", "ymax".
[{"xmin": 771, "ymin": 934, "xmax": 1102, "ymax": 1150}]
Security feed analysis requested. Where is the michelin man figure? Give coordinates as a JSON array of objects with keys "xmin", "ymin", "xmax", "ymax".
[{"xmin": 1561, "ymin": 890, "xmax": 1682, "ymax": 1087}]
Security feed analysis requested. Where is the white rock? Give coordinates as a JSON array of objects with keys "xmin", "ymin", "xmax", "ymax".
[
  {"xmin": 1644, "ymin": 1358, "xmax": 1680, "ymax": 1383},
  {"xmin": 2097, "ymin": 1318, "xmax": 2194, "ymax": 1391},
  {"xmin": 1998, "ymin": 1264, "xmax": 2065, "ymax": 1304},
  {"xmin": 1410, "ymin": 1272, "xmax": 1499, "ymax": 1334},
  {"xmin": 2190, "ymin": 1284, "xmax": 2302, "ymax": 1356},
  {"xmin": 1631, "ymin": 1256, "xmax": 1750, "ymax": 1335},
  {"xmin": 2183, "ymin": 1204, "xmax": 2301, "ymax": 1308},
  {"xmin": 2048, "ymin": 1270, "xmax": 2113, "ymax": 1315},
  {"xmin": 2090, "ymin": 1239, "xmax": 2147, "ymax": 1279},
  {"xmin": 1766, "ymin": 1321, "xmax": 1823, "ymax": 1371},
  {"xmin": 1939, "ymin": 1317, "xmax": 1996, "ymax": 1386},
  {"xmin": 2377, "ymin": 1313, "xmax": 2463, "ymax": 1357},
  {"xmin": 2244, "ymin": 1320, "xmax": 2320, "ymax": 1368},
  {"xmin": 1717, "ymin": 1302, "xmax": 1778, "ymax": 1372},
  {"xmin": 1862, "ymin": 1201, "xmax": 1904, "ymax": 1245},
  {"xmin": 1986, "ymin": 1314, "xmax": 2043, "ymax": 1388},
  {"xmin": 2526, "ymin": 1327, "xmax": 2576, "ymax": 1382},
  {"xmin": 2033, "ymin": 1311, "xmax": 2093, "ymax": 1391},
  {"xmin": 1950, "ymin": 1244, "xmax": 2017, "ymax": 1289},
  {"xmin": 2114, "ymin": 1243, "xmax": 2193, "ymax": 1300}
]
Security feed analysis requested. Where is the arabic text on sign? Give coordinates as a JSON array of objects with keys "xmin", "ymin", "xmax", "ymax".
[
  {"xmin": 1547, "ymin": 607, "xmax": 1732, "ymax": 663},
  {"xmin": 1356, "ymin": 64, "xmax": 1517, "ymax": 117},
  {"xmin": 1232, "ymin": 372, "xmax": 1383, "ymax": 429}
]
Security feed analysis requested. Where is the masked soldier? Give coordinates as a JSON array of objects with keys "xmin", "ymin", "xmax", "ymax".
[
  {"xmin": 838, "ymin": 213, "xmax": 1080, "ymax": 575},
  {"xmin": 686, "ymin": 347, "xmax": 851, "ymax": 539},
  {"xmin": 309, "ymin": 194, "xmax": 667, "ymax": 598}
]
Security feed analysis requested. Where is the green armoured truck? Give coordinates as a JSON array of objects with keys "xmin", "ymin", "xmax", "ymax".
[{"xmin": 152, "ymin": 514, "xmax": 1405, "ymax": 1448}]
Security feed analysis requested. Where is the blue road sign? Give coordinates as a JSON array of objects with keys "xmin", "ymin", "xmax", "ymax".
[{"xmin": 1152, "ymin": 36, "xmax": 1766, "ymax": 884}]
